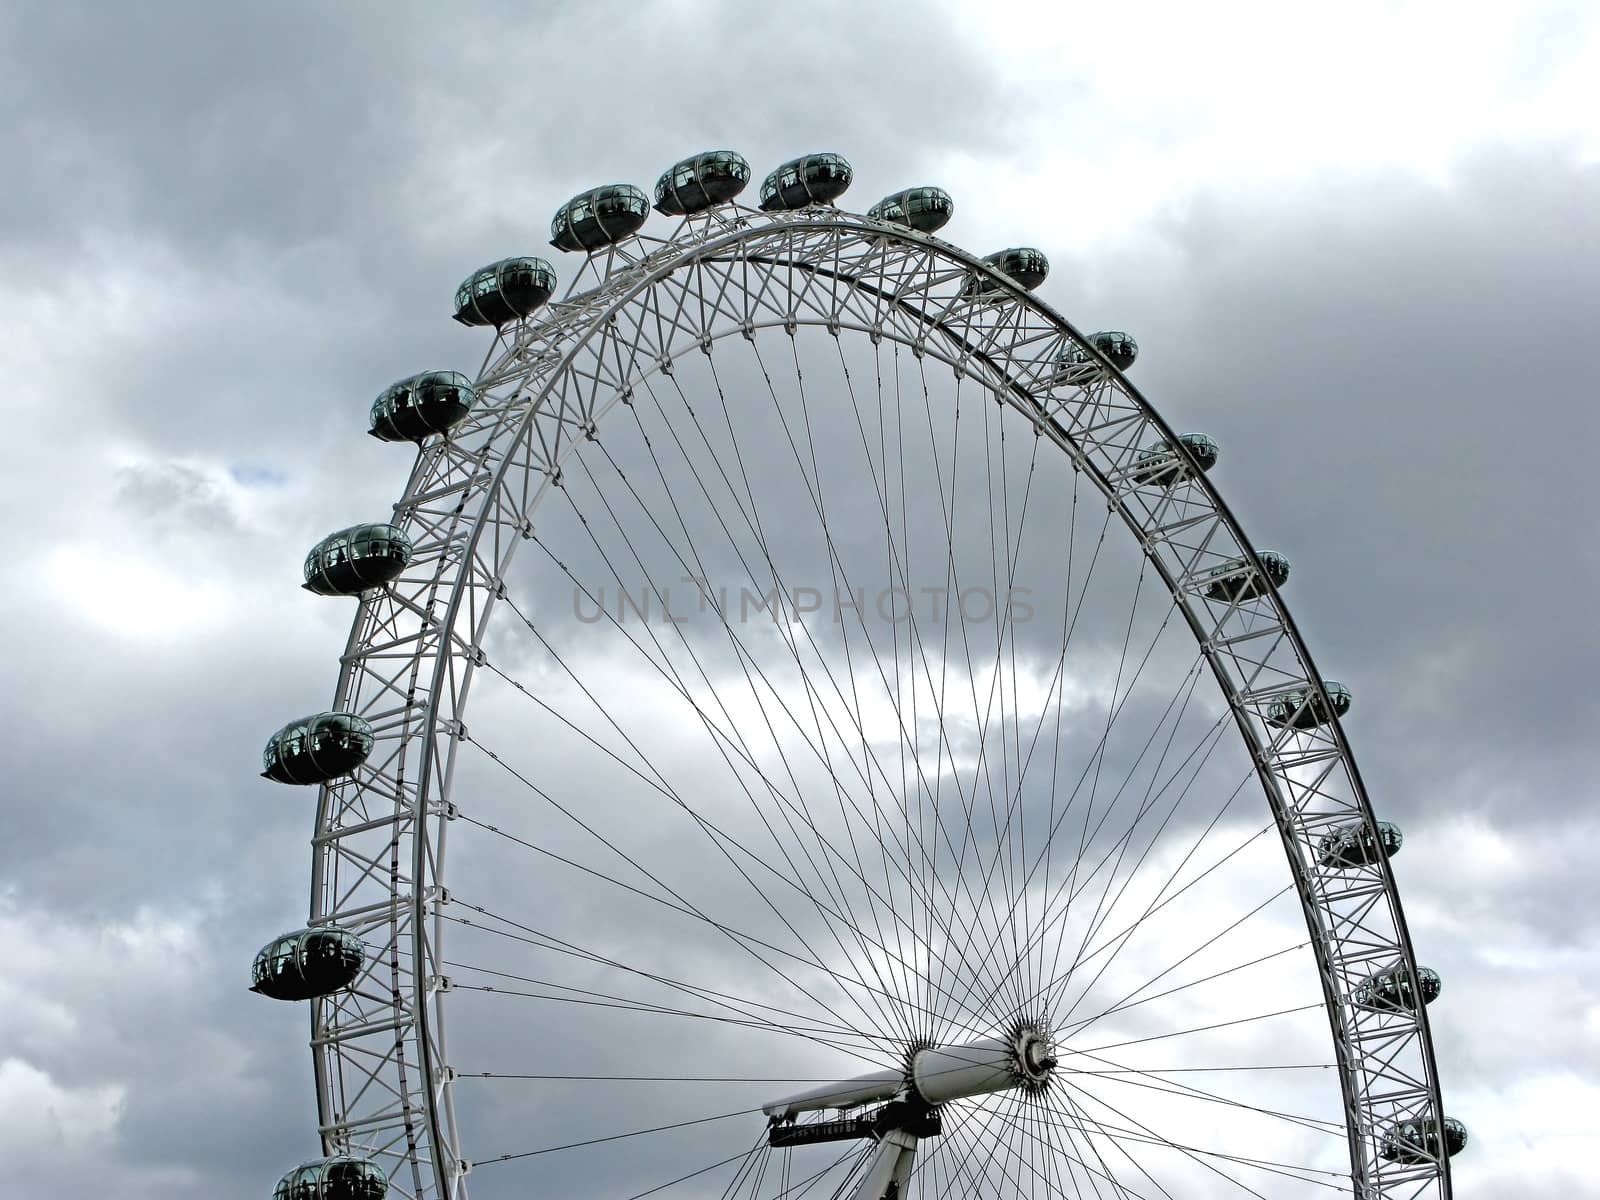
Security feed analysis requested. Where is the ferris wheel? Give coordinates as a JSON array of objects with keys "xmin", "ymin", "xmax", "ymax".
[{"xmin": 250, "ymin": 150, "xmax": 1465, "ymax": 1200}]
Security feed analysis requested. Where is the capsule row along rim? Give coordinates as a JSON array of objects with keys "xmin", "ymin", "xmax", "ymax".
[{"xmin": 461, "ymin": 148, "xmax": 1068, "ymax": 325}]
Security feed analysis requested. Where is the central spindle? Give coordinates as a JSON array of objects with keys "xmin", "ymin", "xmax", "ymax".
[{"xmin": 762, "ymin": 1021, "xmax": 1056, "ymax": 1124}]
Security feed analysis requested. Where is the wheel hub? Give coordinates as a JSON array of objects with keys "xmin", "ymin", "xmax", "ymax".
[
  {"xmin": 763, "ymin": 1019, "xmax": 1057, "ymax": 1132},
  {"xmin": 908, "ymin": 1019, "xmax": 1056, "ymax": 1106}
]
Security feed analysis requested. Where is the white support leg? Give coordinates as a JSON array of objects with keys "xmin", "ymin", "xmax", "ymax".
[{"xmin": 852, "ymin": 1130, "xmax": 918, "ymax": 1200}]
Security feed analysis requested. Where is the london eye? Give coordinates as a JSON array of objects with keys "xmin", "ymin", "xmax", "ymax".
[{"xmin": 252, "ymin": 149, "xmax": 1463, "ymax": 1200}]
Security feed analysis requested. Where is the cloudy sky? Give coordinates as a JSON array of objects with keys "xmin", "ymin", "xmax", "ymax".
[{"xmin": 2, "ymin": 1, "xmax": 1597, "ymax": 1197}]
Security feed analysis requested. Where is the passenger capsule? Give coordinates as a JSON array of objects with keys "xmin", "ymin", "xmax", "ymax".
[
  {"xmin": 654, "ymin": 150, "xmax": 752, "ymax": 215},
  {"xmin": 368, "ymin": 371, "xmax": 475, "ymax": 443},
  {"xmin": 1317, "ymin": 820, "xmax": 1403, "ymax": 868},
  {"xmin": 758, "ymin": 153, "xmax": 853, "ymax": 211},
  {"xmin": 1059, "ymin": 331, "xmax": 1140, "ymax": 373},
  {"xmin": 549, "ymin": 184, "xmax": 650, "ymax": 253},
  {"xmin": 452, "ymin": 257, "xmax": 556, "ymax": 327},
  {"xmin": 1380, "ymin": 1115, "xmax": 1468, "ymax": 1164},
  {"xmin": 273, "ymin": 1154, "xmax": 388, "ymax": 1200},
  {"xmin": 261, "ymin": 712, "xmax": 375, "ymax": 785},
  {"xmin": 251, "ymin": 927, "xmax": 366, "ymax": 1001},
  {"xmin": 1203, "ymin": 551, "xmax": 1290, "ymax": 603},
  {"xmin": 303, "ymin": 524, "xmax": 412, "ymax": 596},
  {"xmin": 868, "ymin": 187, "xmax": 954, "ymax": 234},
  {"xmin": 1264, "ymin": 680, "xmax": 1352, "ymax": 730},
  {"xmin": 1132, "ymin": 432, "xmax": 1219, "ymax": 487},
  {"xmin": 966, "ymin": 247, "xmax": 1050, "ymax": 297},
  {"xmin": 1354, "ymin": 964, "xmax": 1442, "ymax": 1012}
]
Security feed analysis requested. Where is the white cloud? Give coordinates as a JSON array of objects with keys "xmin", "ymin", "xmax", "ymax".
[
  {"xmin": 0, "ymin": 899, "xmax": 191, "ymax": 1167},
  {"xmin": 0, "ymin": 1057, "xmax": 123, "ymax": 1160},
  {"xmin": 44, "ymin": 543, "xmax": 231, "ymax": 640},
  {"xmin": 1447, "ymin": 1072, "xmax": 1597, "ymax": 1195},
  {"xmin": 0, "ymin": 894, "xmax": 204, "ymax": 1051},
  {"xmin": 932, "ymin": 0, "xmax": 1600, "ymax": 243}
]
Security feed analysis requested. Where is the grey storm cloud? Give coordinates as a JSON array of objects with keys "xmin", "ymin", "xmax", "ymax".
[
  {"xmin": 2, "ymin": 3, "xmax": 1597, "ymax": 1199},
  {"xmin": 1131, "ymin": 152, "xmax": 1600, "ymax": 827}
]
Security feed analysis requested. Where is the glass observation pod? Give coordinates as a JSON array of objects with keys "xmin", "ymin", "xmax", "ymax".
[
  {"xmin": 1059, "ymin": 330, "xmax": 1140, "ymax": 373},
  {"xmin": 368, "ymin": 371, "xmax": 474, "ymax": 443},
  {"xmin": 549, "ymin": 183, "xmax": 650, "ymax": 253},
  {"xmin": 1203, "ymin": 551, "xmax": 1291, "ymax": 603},
  {"xmin": 1317, "ymin": 819, "xmax": 1403, "ymax": 868},
  {"xmin": 302, "ymin": 523, "xmax": 412, "ymax": 596},
  {"xmin": 250, "ymin": 927, "xmax": 366, "ymax": 1001},
  {"xmin": 273, "ymin": 1154, "xmax": 388, "ymax": 1200},
  {"xmin": 758, "ymin": 153, "xmax": 853, "ymax": 211},
  {"xmin": 452, "ymin": 256, "xmax": 557, "ymax": 327},
  {"xmin": 1354, "ymin": 964, "xmax": 1442, "ymax": 1012},
  {"xmin": 1380, "ymin": 1115, "xmax": 1468, "ymax": 1164},
  {"xmin": 1264, "ymin": 680, "xmax": 1352, "ymax": 730},
  {"xmin": 654, "ymin": 150, "xmax": 751, "ymax": 215},
  {"xmin": 261, "ymin": 712, "xmax": 375, "ymax": 786},
  {"xmin": 1132, "ymin": 432, "xmax": 1219, "ymax": 487},
  {"xmin": 867, "ymin": 187, "xmax": 954, "ymax": 234},
  {"xmin": 965, "ymin": 247, "xmax": 1050, "ymax": 297}
]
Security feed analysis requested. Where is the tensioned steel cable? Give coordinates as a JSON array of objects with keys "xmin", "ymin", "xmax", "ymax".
[
  {"xmin": 568, "ymin": 359, "xmax": 986, "ymax": 1035},
  {"xmin": 444, "ymin": 315, "xmax": 1352, "ymax": 1196},
  {"xmin": 1026, "ymin": 1083, "xmax": 1352, "ymax": 1192}
]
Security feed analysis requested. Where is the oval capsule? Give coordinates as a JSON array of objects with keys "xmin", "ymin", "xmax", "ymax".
[
  {"xmin": 550, "ymin": 184, "xmax": 650, "ymax": 252},
  {"xmin": 261, "ymin": 712, "xmax": 374, "ymax": 785},
  {"xmin": 452, "ymin": 256, "xmax": 556, "ymax": 326},
  {"xmin": 759, "ymin": 153, "xmax": 853, "ymax": 211},
  {"xmin": 654, "ymin": 150, "xmax": 752, "ymax": 215}
]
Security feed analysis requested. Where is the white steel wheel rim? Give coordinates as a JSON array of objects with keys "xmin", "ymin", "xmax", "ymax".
[{"xmin": 305, "ymin": 207, "xmax": 1450, "ymax": 1200}]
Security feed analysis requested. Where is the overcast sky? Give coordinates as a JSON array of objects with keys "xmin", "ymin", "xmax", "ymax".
[{"xmin": 2, "ymin": 2, "xmax": 1597, "ymax": 1198}]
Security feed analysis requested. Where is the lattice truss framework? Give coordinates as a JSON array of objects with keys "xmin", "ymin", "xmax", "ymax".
[{"xmin": 304, "ymin": 206, "xmax": 1450, "ymax": 1200}]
